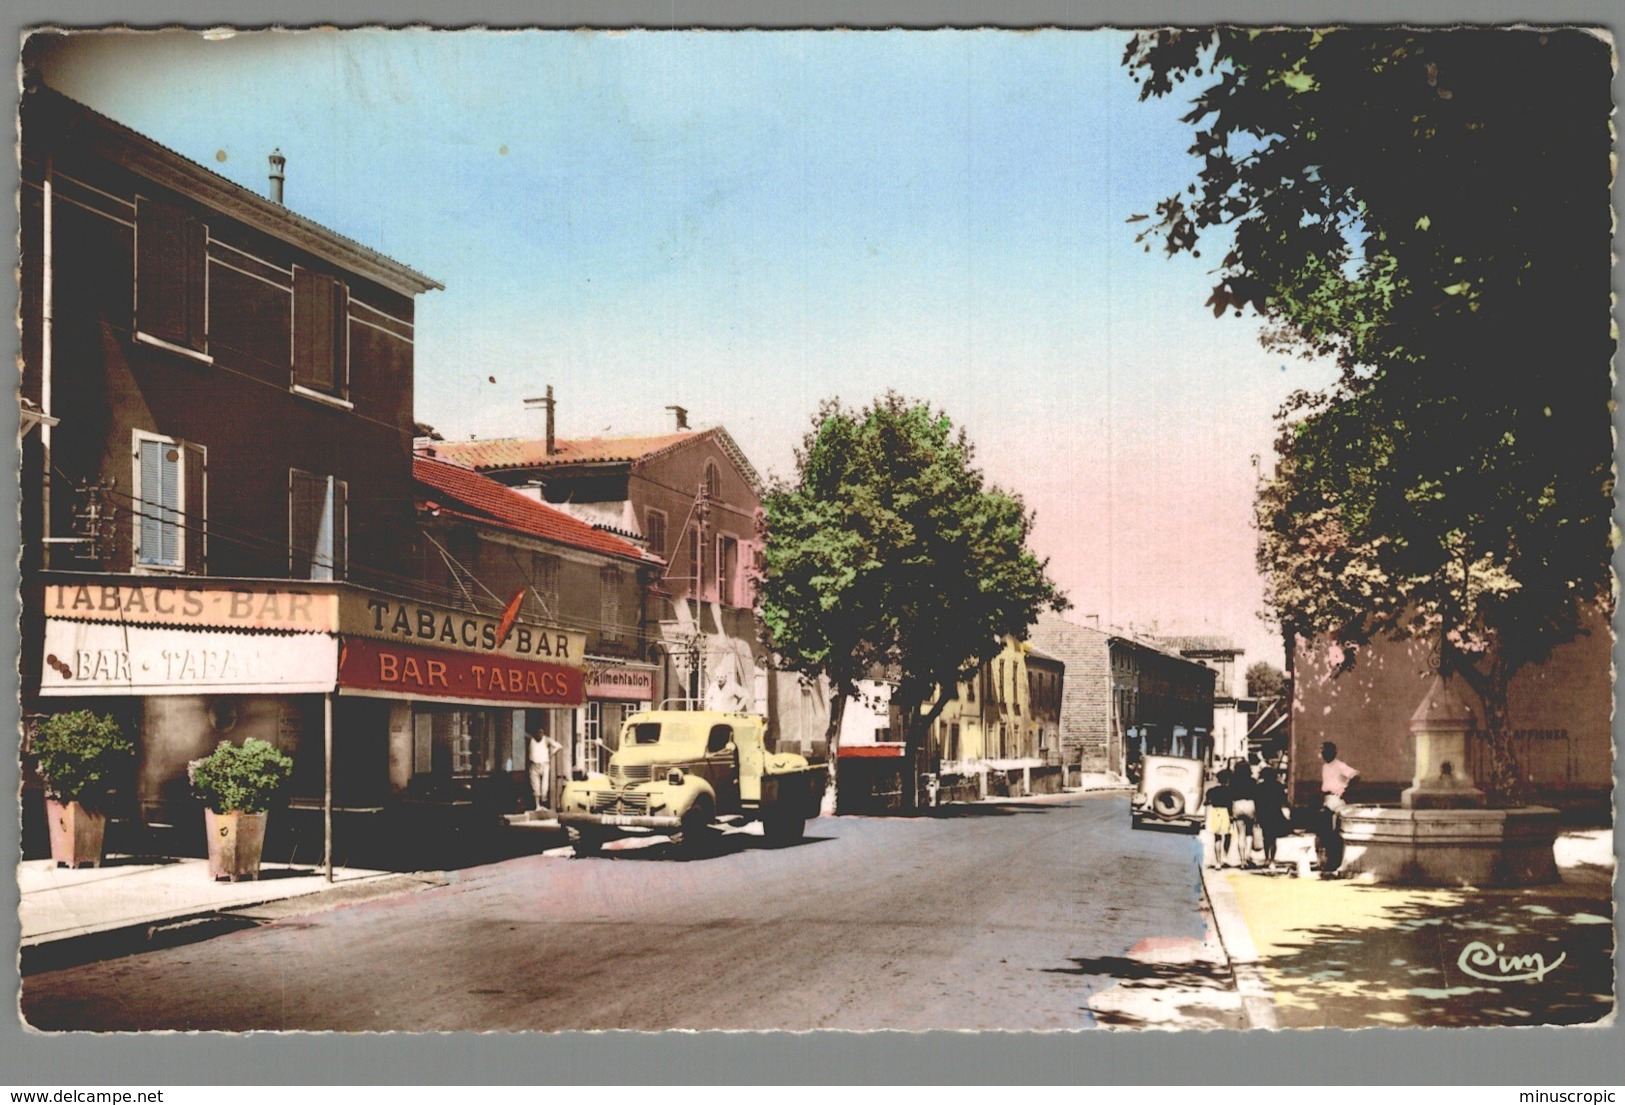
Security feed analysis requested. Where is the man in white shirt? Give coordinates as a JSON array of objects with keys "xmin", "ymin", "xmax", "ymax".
[{"xmin": 529, "ymin": 729, "xmax": 563, "ymax": 812}]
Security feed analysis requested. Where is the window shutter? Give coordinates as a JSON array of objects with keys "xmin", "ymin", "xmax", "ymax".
[
  {"xmin": 184, "ymin": 443, "xmax": 207, "ymax": 574},
  {"xmin": 332, "ymin": 280, "xmax": 349, "ymax": 398},
  {"xmin": 138, "ymin": 439, "xmax": 163, "ymax": 564},
  {"xmin": 293, "ymin": 270, "xmax": 337, "ymax": 392},
  {"xmin": 137, "ymin": 200, "xmax": 186, "ymax": 346},
  {"xmin": 330, "ymin": 478, "xmax": 348, "ymax": 581},
  {"xmin": 289, "ymin": 469, "xmax": 321, "ymax": 578},
  {"xmin": 184, "ymin": 215, "xmax": 207, "ymax": 351}
]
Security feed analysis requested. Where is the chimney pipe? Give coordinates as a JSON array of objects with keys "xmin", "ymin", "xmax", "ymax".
[
  {"xmin": 666, "ymin": 404, "xmax": 690, "ymax": 432},
  {"xmin": 268, "ymin": 148, "xmax": 285, "ymax": 204},
  {"xmin": 523, "ymin": 386, "xmax": 557, "ymax": 455}
]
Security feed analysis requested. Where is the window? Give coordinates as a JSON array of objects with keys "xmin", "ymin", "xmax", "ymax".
[
  {"xmin": 600, "ymin": 566, "xmax": 623, "ymax": 640},
  {"xmin": 644, "ymin": 508, "xmax": 668, "ymax": 557},
  {"xmin": 716, "ymin": 534, "xmax": 740, "ymax": 606},
  {"xmin": 293, "ymin": 267, "xmax": 349, "ymax": 399},
  {"xmin": 289, "ymin": 469, "xmax": 347, "ymax": 580},
  {"xmin": 132, "ymin": 431, "xmax": 206, "ymax": 572},
  {"xmin": 530, "ymin": 552, "xmax": 560, "ymax": 615},
  {"xmin": 702, "ymin": 461, "xmax": 721, "ymax": 502},
  {"xmin": 135, "ymin": 198, "xmax": 207, "ymax": 354}
]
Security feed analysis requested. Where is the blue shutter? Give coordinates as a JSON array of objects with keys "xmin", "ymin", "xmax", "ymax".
[{"xmin": 138, "ymin": 439, "xmax": 181, "ymax": 567}]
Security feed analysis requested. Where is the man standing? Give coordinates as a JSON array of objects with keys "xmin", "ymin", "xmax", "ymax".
[
  {"xmin": 529, "ymin": 728, "xmax": 563, "ymax": 812},
  {"xmin": 1317, "ymin": 741, "xmax": 1360, "ymax": 875}
]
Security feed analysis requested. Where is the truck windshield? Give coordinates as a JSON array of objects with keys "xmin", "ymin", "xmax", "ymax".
[{"xmin": 630, "ymin": 723, "xmax": 662, "ymax": 745}]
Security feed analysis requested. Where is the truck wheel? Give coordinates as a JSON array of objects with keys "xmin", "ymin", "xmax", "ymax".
[
  {"xmin": 763, "ymin": 813, "xmax": 804, "ymax": 845},
  {"xmin": 671, "ymin": 800, "xmax": 714, "ymax": 856},
  {"xmin": 567, "ymin": 827, "xmax": 603, "ymax": 858}
]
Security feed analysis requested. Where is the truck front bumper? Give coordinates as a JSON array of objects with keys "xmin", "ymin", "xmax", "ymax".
[{"xmin": 558, "ymin": 811, "xmax": 683, "ymax": 831}]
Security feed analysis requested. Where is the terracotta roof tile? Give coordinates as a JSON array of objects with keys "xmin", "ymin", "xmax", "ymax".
[
  {"xmin": 428, "ymin": 431, "xmax": 700, "ymax": 472},
  {"xmin": 414, "ymin": 455, "xmax": 657, "ymax": 564}
]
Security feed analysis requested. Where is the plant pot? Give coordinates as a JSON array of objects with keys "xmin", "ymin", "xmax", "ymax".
[
  {"xmin": 46, "ymin": 799, "xmax": 107, "ymax": 869},
  {"xmin": 204, "ymin": 809, "xmax": 268, "ymax": 882}
]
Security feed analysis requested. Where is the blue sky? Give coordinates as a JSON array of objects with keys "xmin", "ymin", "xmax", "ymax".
[{"xmin": 31, "ymin": 29, "xmax": 1339, "ymax": 672}]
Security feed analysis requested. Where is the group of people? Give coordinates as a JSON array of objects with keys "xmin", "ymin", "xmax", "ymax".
[
  {"xmin": 1203, "ymin": 756, "xmax": 1291, "ymax": 871},
  {"xmin": 1204, "ymin": 742, "xmax": 1361, "ymax": 874}
]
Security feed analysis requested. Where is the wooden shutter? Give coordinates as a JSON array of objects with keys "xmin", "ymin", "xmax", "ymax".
[
  {"xmin": 331, "ymin": 279, "xmax": 349, "ymax": 399},
  {"xmin": 184, "ymin": 215, "xmax": 207, "ymax": 352},
  {"xmin": 294, "ymin": 269, "xmax": 337, "ymax": 392},
  {"xmin": 330, "ymin": 477, "xmax": 348, "ymax": 581},
  {"xmin": 289, "ymin": 469, "xmax": 322, "ymax": 578},
  {"xmin": 137, "ymin": 200, "xmax": 185, "ymax": 346},
  {"xmin": 184, "ymin": 443, "xmax": 207, "ymax": 574}
]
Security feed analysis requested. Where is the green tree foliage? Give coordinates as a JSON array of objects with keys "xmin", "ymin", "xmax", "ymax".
[
  {"xmin": 1245, "ymin": 661, "xmax": 1288, "ymax": 701},
  {"xmin": 761, "ymin": 394, "xmax": 1066, "ymax": 805},
  {"xmin": 189, "ymin": 739, "xmax": 294, "ymax": 814},
  {"xmin": 1128, "ymin": 29, "xmax": 1613, "ymax": 799},
  {"xmin": 32, "ymin": 710, "xmax": 134, "ymax": 807}
]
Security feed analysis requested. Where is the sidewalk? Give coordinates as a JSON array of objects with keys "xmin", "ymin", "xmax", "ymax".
[
  {"xmin": 1202, "ymin": 829, "xmax": 1616, "ymax": 1029},
  {"xmin": 18, "ymin": 853, "xmax": 447, "ymax": 970}
]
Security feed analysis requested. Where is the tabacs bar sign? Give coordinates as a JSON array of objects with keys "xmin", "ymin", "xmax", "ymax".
[
  {"xmin": 338, "ymin": 637, "xmax": 583, "ymax": 707},
  {"xmin": 43, "ymin": 582, "xmax": 335, "ymax": 632},
  {"xmin": 338, "ymin": 591, "xmax": 586, "ymax": 667}
]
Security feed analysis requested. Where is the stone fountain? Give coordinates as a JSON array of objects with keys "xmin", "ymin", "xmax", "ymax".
[{"xmin": 1339, "ymin": 675, "xmax": 1560, "ymax": 886}]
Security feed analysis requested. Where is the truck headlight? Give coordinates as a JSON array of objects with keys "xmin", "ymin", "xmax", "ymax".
[{"xmin": 667, "ymin": 768, "xmax": 684, "ymax": 786}]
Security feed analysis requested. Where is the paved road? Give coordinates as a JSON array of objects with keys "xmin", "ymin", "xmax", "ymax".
[{"xmin": 22, "ymin": 792, "xmax": 1241, "ymax": 1031}]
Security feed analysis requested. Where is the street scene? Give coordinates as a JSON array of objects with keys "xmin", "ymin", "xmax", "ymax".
[{"xmin": 14, "ymin": 26, "xmax": 1617, "ymax": 1035}]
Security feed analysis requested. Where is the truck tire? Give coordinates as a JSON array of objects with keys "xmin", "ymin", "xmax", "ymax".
[
  {"xmin": 567, "ymin": 826, "xmax": 603, "ymax": 858},
  {"xmin": 763, "ymin": 812, "xmax": 805, "ymax": 845},
  {"xmin": 670, "ymin": 799, "xmax": 715, "ymax": 856}
]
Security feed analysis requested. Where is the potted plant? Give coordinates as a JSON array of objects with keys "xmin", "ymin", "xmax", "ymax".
[
  {"xmin": 32, "ymin": 710, "xmax": 135, "ymax": 869},
  {"xmin": 189, "ymin": 738, "xmax": 294, "ymax": 882}
]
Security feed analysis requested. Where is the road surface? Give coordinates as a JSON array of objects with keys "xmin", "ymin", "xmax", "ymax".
[{"xmin": 22, "ymin": 792, "xmax": 1242, "ymax": 1031}]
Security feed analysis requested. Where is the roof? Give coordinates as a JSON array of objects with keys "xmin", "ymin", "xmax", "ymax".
[
  {"xmin": 1154, "ymin": 635, "xmax": 1242, "ymax": 656},
  {"xmin": 1024, "ymin": 644, "xmax": 1063, "ymax": 666},
  {"xmin": 413, "ymin": 455, "xmax": 659, "ymax": 565},
  {"xmin": 27, "ymin": 84, "xmax": 442, "ymax": 297},
  {"xmin": 427, "ymin": 426, "xmax": 765, "ymax": 495}
]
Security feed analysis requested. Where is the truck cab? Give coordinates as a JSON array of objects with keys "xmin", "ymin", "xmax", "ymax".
[{"xmin": 558, "ymin": 710, "xmax": 825, "ymax": 856}]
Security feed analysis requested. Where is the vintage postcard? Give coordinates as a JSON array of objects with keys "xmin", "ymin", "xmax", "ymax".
[{"xmin": 14, "ymin": 25, "xmax": 1616, "ymax": 1035}]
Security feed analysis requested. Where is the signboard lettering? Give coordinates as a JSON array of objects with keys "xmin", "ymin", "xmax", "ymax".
[
  {"xmin": 338, "ymin": 637, "xmax": 584, "ymax": 707},
  {"xmin": 40, "ymin": 620, "xmax": 338, "ymax": 696},
  {"xmin": 339, "ymin": 591, "xmax": 585, "ymax": 667},
  {"xmin": 44, "ymin": 583, "xmax": 335, "ymax": 633}
]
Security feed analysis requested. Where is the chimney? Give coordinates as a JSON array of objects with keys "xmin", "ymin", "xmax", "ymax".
[
  {"xmin": 268, "ymin": 148, "xmax": 285, "ymax": 204},
  {"xmin": 523, "ymin": 386, "xmax": 557, "ymax": 455},
  {"xmin": 666, "ymin": 404, "xmax": 690, "ymax": 432}
]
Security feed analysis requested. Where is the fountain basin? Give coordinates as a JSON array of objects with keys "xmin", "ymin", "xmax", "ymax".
[{"xmin": 1340, "ymin": 804, "xmax": 1561, "ymax": 886}]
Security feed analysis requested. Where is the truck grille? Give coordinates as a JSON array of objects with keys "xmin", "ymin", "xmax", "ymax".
[
  {"xmin": 591, "ymin": 790, "xmax": 650, "ymax": 815},
  {"xmin": 609, "ymin": 764, "xmax": 657, "ymax": 785}
]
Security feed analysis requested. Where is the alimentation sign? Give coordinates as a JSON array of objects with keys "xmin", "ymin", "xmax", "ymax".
[{"xmin": 338, "ymin": 637, "xmax": 583, "ymax": 707}]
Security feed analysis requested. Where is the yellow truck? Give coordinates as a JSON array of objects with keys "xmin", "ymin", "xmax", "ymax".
[{"xmin": 557, "ymin": 709, "xmax": 827, "ymax": 857}]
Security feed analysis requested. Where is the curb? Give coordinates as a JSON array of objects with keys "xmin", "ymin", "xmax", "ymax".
[{"xmin": 1199, "ymin": 864, "xmax": 1280, "ymax": 1030}]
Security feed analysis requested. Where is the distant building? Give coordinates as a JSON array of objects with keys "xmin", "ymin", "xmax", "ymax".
[
  {"xmin": 1030, "ymin": 614, "xmax": 1216, "ymax": 781},
  {"xmin": 1153, "ymin": 636, "xmax": 1247, "ymax": 763}
]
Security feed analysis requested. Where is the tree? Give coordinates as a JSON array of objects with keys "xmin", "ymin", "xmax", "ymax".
[
  {"xmin": 1245, "ymin": 661, "xmax": 1287, "ymax": 702},
  {"xmin": 1129, "ymin": 30, "xmax": 1614, "ymax": 800},
  {"xmin": 760, "ymin": 394, "xmax": 1066, "ymax": 807}
]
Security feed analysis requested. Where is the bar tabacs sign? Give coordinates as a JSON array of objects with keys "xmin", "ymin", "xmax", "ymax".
[
  {"xmin": 339, "ymin": 591, "xmax": 587, "ymax": 667},
  {"xmin": 338, "ymin": 637, "xmax": 584, "ymax": 707},
  {"xmin": 40, "ymin": 620, "xmax": 338, "ymax": 695}
]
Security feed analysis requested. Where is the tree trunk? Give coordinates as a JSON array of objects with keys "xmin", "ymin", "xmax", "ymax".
[
  {"xmin": 822, "ymin": 682, "xmax": 849, "ymax": 815},
  {"xmin": 902, "ymin": 682, "xmax": 956, "ymax": 813},
  {"xmin": 1447, "ymin": 644, "xmax": 1523, "ymax": 806}
]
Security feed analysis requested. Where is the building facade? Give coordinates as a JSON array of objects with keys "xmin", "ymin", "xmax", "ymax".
[
  {"xmin": 1154, "ymin": 635, "xmax": 1248, "ymax": 763},
  {"xmin": 18, "ymin": 88, "xmax": 590, "ymax": 855},
  {"xmin": 425, "ymin": 413, "xmax": 832, "ymax": 755},
  {"xmin": 1030, "ymin": 614, "xmax": 1216, "ymax": 781},
  {"xmin": 1289, "ymin": 608, "xmax": 1613, "ymax": 812}
]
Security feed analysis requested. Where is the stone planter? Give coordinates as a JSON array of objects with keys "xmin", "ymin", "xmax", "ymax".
[
  {"xmin": 204, "ymin": 809, "xmax": 268, "ymax": 882},
  {"xmin": 46, "ymin": 799, "xmax": 107, "ymax": 869}
]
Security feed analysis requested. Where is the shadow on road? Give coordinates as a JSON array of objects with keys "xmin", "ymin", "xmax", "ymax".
[
  {"xmin": 1044, "ymin": 953, "xmax": 1237, "ymax": 1029},
  {"xmin": 924, "ymin": 801, "xmax": 1061, "ymax": 819},
  {"xmin": 591, "ymin": 831, "xmax": 837, "ymax": 863}
]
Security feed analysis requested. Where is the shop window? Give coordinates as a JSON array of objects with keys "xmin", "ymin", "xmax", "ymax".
[
  {"xmin": 289, "ymin": 468, "xmax": 347, "ymax": 580},
  {"xmin": 644, "ymin": 508, "xmax": 667, "ymax": 557},
  {"xmin": 132, "ymin": 430, "xmax": 206, "ymax": 572},
  {"xmin": 135, "ymin": 198, "xmax": 207, "ymax": 355},
  {"xmin": 293, "ymin": 266, "xmax": 349, "ymax": 400}
]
